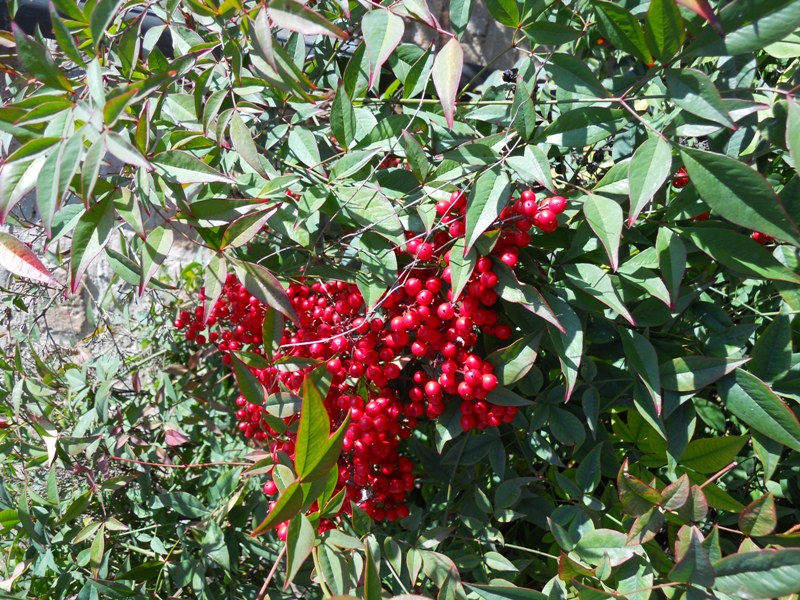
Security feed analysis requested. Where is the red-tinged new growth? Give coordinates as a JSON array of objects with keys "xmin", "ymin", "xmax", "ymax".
[{"xmin": 175, "ymin": 185, "xmax": 568, "ymax": 529}]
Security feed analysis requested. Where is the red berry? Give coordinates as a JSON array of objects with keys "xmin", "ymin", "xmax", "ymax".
[
  {"xmin": 673, "ymin": 167, "xmax": 689, "ymax": 188},
  {"xmin": 548, "ymin": 196, "xmax": 567, "ymax": 214}
]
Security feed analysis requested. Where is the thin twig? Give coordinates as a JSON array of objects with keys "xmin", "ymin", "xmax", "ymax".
[
  {"xmin": 256, "ymin": 545, "xmax": 286, "ymax": 600},
  {"xmin": 109, "ymin": 456, "xmax": 251, "ymax": 469}
]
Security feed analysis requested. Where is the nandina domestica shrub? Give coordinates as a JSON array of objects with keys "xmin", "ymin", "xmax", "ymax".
[{"xmin": 1, "ymin": 0, "xmax": 800, "ymax": 597}]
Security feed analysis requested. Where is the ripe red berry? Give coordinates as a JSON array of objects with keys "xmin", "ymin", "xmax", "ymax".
[
  {"xmin": 548, "ymin": 196, "xmax": 567, "ymax": 214},
  {"xmin": 520, "ymin": 189, "xmax": 537, "ymax": 204},
  {"xmin": 673, "ymin": 167, "xmax": 689, "ymax": 188}
]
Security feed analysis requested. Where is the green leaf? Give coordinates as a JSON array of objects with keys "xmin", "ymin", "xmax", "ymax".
[
  {"xmin": 89, "ymin": 0, "xmax": 122, "ymax": 51},
  {"xmin": 495, "ymin": 263, "xmax": 564, "ymax": 332},
  {"xmin": 364, "ymin": 540, "xmax": 382, "ymax": 600},
  {"xmin": 627, "ymin": 507, "xmax": 664, "ymax": 545},
  {"xmin": 464, "ymin": 167, "xmax": 511, "ymax": 254},
  {"xmin": 301, "ymin": 412, "xmax": 350, "ymax": 483},
  {"xmin": 259, "ymin": 309, "xmax": 284, "ymax": 364},
  {"xmin": 680, "ymin": 436, "xmax": 747, "ymax": 474},
  {"xmin": 645, "ymin": 0, "xmax": 685, "ymax": 62},
  {"xmin": 662, "ymin": 474, "xmax": 691, "ymax": 510},
  {"xmin": 544, "ymin": 293, "xmax": 582, "ymax": 400},
  {"xmin": 544, "ymin": 107, "xmax": 626, "ymax": 147},
  {"xmin": 12, "ymin": 24, "xmax": 73, "ymax": 91},
  {"xmin": 563, "ymin": 263, "xmax": 635, "ymax": 325},
  {"xmin": 486, "ymin": 387, "xmax": 533, "ymax": 407},
  {"xmin": 669, "ymin": 526, "xmax": 714, "ymax": 587},
  {"xmin": 285, "ymin": 514, "xmax": 316, "ymax": 586},
  {"xmin": 719, "ymin": 369, "xmax": 800, "ymax": 452},
  {"xmin": 713, "ymin": 549, "xmax": 800, "ymax": 599},
  {"xmin": 401, "ymin": 132, "xmax": 429, "ymax": 182},
  {"xmin": 660, "ymin": 356, "xmax": 749, "ymax": 392},
  {"xmin": 232, "ymin": 259, "xmax": 297, "ymax": 322},
  {"xmin": 332, "ymin": 85, "xmax": 356, "ymax": 150},
  {"xmin": 485, "ymin": 0, "xmax": 519, "ymax": 27},
  {"xmin": 81, "ymin": 137, "xmax": 105, "ymax": 201},
  {"xmin": 665, "ymin": 69, "xmax": 733, "ymax": 128},
  {"xmin": 231, "ymin": 353, "xmax": 268, "ymax": 406},
  {"xmin": 448, "ymin": 237, "xmax": 476, "ymax": 301},
  {"xmin": 512, "ymin": 78, "xmax": 536, "ymax": 141},
  {"xmin": 592, "ymin": 0, "xmax": 653, "ymax": 65},
  {"xmin": 287, "ymin": 128, "xmax": 321, "ymax": 169},
  {"xmin": 159, "ymin": 492, "xmax": 209, "ymax": 518},
  {"xmin": 750, "ymin": 315, "xmax": 792, "ymax": 383},
  {"xmin": 583, "ymin": 194, "xmax": 622, "ymax": 271},
  {"xmin": 116, "ymin": 561, "xmax": 165, "ymax": 581},
  {"xmin": 486, "ymin": 334, "xmax": 542, "ymax": 386},
  {"xmin": 628, "ymin": 136, "xmax": 672, "ymax": 226},
  {"xmin": 618, "ymin": 462, "xmax": 661, "ymax": 516},
  {"xmin": 89, "ymin": 524, "xmax": 105, "ymax": 577},
  {"xmin": 70, "ymin": 197, "xmax": 115, "ymax": 293},
  {"xmin": 362, "ymin": 9, "xmax": 405, "ymax": 88},
  {"xmin": 739, "ymin": 493, "xmax": 777, "ymax": 537},
  {"xmin": 449, "ymin": 0, "xmax": 472, "ymax": 37},
  {"xmin": 294, "ymin": 368, "xmax": 331, "ymax": 480},
  {"xmin": 620, "ymin": 329, "xmax": 662, "ymax": 416},
  {"xmin": 267, "ymin": 0, "xmax": 348, "ymax": 39},
  {"xmin": 139, "ymin": 225, "xmax": 174, "ymax": 295},
  {"xmin": 465, "ymin": 583, "xmax": 548, "ymax": 600},
  {"xmin": 336, "ymin": 186, "xmax": 404, "ymax": 245},
  {"xmin": 432, "ymin": 37, "xmax": 463, "ymax": 128},
  {"xmin": 788, "ymin": 100, "xmax": 800, "ymax": 177},
  {"xmin": 680, "ymin": 148, "xmax": 800, "ymax": 246},
  {"xmin": 505, "ymin": 146, "xmax": 553, "ymax": 190},
  {"xmin": 230, "ymin": 112, "xmax": 269, "ymax": 179},
  {"xmin": 678, "ymin": 226, "xmax": 800, "ymax": 283},
  {"xmin": 572, "ymin": 528, "xmax": 637, "ymax": 567},
  {"xmin": 203, "ymin": 254, "xmax": 226, "ymax": 323},
  {"xmin": 545, "ymin": 53, "xmax": 608, "ymax": 99},
  {"xmin": 251, "ymin": 481, "xmax": 304, "ymax": 536},
  {"xmin": 153, "ymin": 151, "xmax": 232, "ymax": 184},
  {"xmin": 689, "ymin": 0, "xmax": 800, "ymax": 56},
  {"xmin": 49, "ymin": 4, "xmax": 85, "ymax": 66},
  {"xmin": 655, "ymin": 228, "xmax": 686, "ymax": 309}
]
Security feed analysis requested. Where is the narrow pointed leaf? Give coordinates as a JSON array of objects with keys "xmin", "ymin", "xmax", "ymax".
[
  {"xmin": 628, "ymin": 136, "xmax": 672, "ymax": 225},
  {"xmin": 362, "ymin": 9, "xmax": 405, "ymax": 88},
  {"xmin": 680, "ymin": 148, "xmax": 800, "ymax": 246},
  {"xmin": 719, "ymin": 369, "xmax": 800, "ymax": 452},
  {"xmin": 583, "ymin": 194, "xmax": 622, "ymax": 270},
  {"xmin": 268, "ymin": 0, "xmax": 348, "ymax": 39},
  {"xmin": 0, "ymin": 233, "xmax": 58, "ymax": 286},
  {"xmin": 432, "ymin": 37, "xmax": 463, "ymax": 128},
  {"xmin": 70, "ymin": 197, "xmax": 116, "ymax": 292},
  {"xmin": 231, "ymin": 259, "xmax": 297, "ymax": 322}
]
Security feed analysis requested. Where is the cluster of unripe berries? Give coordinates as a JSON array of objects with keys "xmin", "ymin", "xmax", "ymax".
[{"xmin": 175, "ymin": 185, "xmax": 562, "ymax": 530}]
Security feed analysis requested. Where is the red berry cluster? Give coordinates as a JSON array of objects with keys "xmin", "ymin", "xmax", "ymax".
[{"xmin": 175, "ymin": 186, "xmax": 566, "ymax": 529}]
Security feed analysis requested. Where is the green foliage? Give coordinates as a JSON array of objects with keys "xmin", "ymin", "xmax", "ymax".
[{"xmin": 1, "ymin": 0, "xmax": 800, "ymax": 597}]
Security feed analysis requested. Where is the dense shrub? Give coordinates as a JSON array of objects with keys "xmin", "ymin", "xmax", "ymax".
[{"xmin": 1, "ymin": 0, "xmax": 800, "ymax": 597}]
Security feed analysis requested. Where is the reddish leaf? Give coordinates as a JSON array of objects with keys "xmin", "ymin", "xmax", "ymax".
[
  {"xmin": 164, "ymin": 427, "xmax": 190, "ymax": 447},
  {"xmin": 675, "ymin": 0, "xmax": 722, "ymax": 35},
  {"xmin": 0, "ymin": 232, "xmax": 58, "ymax": 286},
  {"xmin": 432, "ymin": 37, "xmax": 463, "ymax": 128}
]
